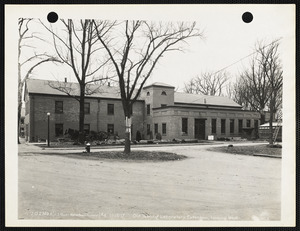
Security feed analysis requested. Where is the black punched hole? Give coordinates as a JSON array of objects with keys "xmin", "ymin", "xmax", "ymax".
[
  {"xmin": 47, "ymin": 12, "xmax": 58, "ymax": 23},
  {"xmin": 242, "ymin": 12, "xmax": 253, "ymax": 23}
]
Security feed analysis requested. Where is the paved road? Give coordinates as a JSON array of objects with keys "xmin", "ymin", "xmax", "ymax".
[{"xmin": 18, "ymin": 143, "xmax": 281, "ymax": 221}]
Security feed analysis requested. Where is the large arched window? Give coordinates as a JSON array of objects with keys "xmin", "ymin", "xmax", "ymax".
[{"xmin": 161, "ymin": 91, "xmax": 167, "ymax": 96}]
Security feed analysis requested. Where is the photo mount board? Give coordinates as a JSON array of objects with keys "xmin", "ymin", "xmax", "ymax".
[{"xmin": 4, "ymin": 4, "xmax": 296, "ymax": 227}]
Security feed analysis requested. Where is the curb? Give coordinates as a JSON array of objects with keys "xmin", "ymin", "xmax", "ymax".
[
  {"xmin": 253, "ymin": 153, "xmax": 282, "ymax": 158},
  {"xmin": 33, "ymin": 141, "xmax": 222, "ymax": 150}
]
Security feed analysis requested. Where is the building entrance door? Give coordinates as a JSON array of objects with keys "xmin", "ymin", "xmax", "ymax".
[{"xmin": 195, "ymin": 119, "xmax": 206, "ymax": 140}]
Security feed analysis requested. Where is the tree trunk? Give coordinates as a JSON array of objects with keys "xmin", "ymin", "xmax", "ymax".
[
  {"xmin": 124, "ymin": 131, "xmax": 131, "ymax": 154},
  {"xmin": 260, "ymin": 112, "xmax": 266, "ymax": 125},
  {"xmin": 78, "ymin": 85, "xmax": 85, "ymax": 144},
  {"xmin": 18, "ymin": 103, "xmax": 22, "ymax": 144},
  {"xmin": 269, "ymin": 116, "xmax": 274, "ymax": 145},
  {"xmin": 18, "ymin": 92, "xmax": 22, "ymax": 144},
  {"xmin": 124, "ymin": 116, "xmax": 131, "ymax": 154},
  {"xmin": 269, "ymin": 99, "xmax": 274, "ymax": 145},
  {"xmin": 18, "ymin": 62, "xmax": 22, "ymax": 144}
]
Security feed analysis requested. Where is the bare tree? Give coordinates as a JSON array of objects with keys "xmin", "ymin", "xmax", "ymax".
[
  {"xmin": 231, "ymin": 77, "xmax": 257, "ymax": 110},
  {"xmin": 184, "ymin": 71, "xmax": 229, "ymax": 96},
  {"xmin": 93, "ymin": 20, "xmax": 203, "ymax": 154},
  {"xmin": 232, "ymin": 40, "xmax": 283, "ymax": 143},
  {"xmin": 257, "ymin": 41, "xmax": 283, "ymax": 144},
  {"xmin": 18, "ymin": 18, "xmax": 61, "ymax": 144},
  {"xmin": 41, "ymin": 19, "xmax": 112, "ymax": 143}
]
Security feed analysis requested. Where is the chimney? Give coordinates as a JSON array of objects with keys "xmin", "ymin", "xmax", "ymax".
[{"xmin": 65, "ymin": 78, "xmax": 67, "ymax": 83}]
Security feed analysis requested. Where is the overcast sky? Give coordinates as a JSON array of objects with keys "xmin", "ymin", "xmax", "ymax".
[{"xmin": 14, "ymin": 4, "xmax": 295, "ymax": 91}]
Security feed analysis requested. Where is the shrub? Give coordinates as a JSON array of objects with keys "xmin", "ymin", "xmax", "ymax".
[
  {"xmin": 136, "ymin": 130, "xmax": 142, "ymax": 142},
  {"xmin": 156, "ymin": 133, "xmax": 162, "ymax": 140}
]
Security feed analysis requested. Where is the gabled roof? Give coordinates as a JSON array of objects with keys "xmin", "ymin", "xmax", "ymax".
[
  {"xmin": 26, "ymin": 79, "xmax": 242, "ymax": 108},
  {"xmin": 174, "ymin": 92, "xmax": 242, "ymax": 108},
  {"xmin": 143, "ymin": 82, "xmax": 175, "ymax": 89},
  {"xmin": 26, "ymin": 79, "xmax": 123, "ymax": 99}
]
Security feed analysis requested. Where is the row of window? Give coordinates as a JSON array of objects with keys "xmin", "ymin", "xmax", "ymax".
[
  {"xmin": 181, "ymin": 118, "xmax": 256, "ymax": 135},
  {"xmin": 146, "ymin": 91, "xmax": 167, "ymax": 96},
  {"xmin": 54, "ymin": 123, "xmax": 116, "ymax": 137},
  {"xmin": 54, "ymin": 119, "xmax": 257, "ymax": 137},
  {"xmin": 216, "ymin": 119, "xmax": 252, "ymax": 134},
  {"xmin": 55, "ymin": 101, "xmax": 116, "ymax": 115},
  {"xmin": 147, "ymin": 123, "xmax": 167, "ymax": 135}
]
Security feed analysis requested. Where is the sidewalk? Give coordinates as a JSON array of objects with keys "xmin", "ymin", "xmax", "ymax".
[
  {"xmin": 18, "ymin": 139, "xmax": 270, "ymax": 156},
  {"xmin": 20, "ymin": 141, "xmax": 220, "ymax": 153}
]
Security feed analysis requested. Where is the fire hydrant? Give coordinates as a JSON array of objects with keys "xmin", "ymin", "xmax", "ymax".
[{"xmin": 85, "ymin": 142, "xmax": 91, "ymax": 153}]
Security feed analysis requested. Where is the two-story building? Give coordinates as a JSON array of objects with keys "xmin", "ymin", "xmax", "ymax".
[{"xmin": 24, "ymin": 79, "xmax": 260, "ymax": 142}]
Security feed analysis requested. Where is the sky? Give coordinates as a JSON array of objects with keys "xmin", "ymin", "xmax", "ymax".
[{"xmin": 13, "ymin": 4, "xmax": 295, "ymax": 92}]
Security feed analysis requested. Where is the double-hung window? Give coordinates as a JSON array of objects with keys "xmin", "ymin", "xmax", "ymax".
[
  {"xmin": 162, "ymin": 123, "xmax": 167, "ymax": 135},
  {"xmin": 107, "ymin": 104, "xmax": 114, "ymax": 115},
  {"xmin": 182, "ymin": 118, "xmax": 188, "ymax": 135},
  {"xmin": 55, "ymin": 101, "xmax": 63, "ymax": 114},
  {"xmin": 84, "ymin": 102, "xmax": 90, "ymax": 114}
]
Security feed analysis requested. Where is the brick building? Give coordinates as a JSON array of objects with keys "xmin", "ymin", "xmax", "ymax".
[{"xmin": 24, "ymin": 79, "xmax": 260, "ymax": 142}]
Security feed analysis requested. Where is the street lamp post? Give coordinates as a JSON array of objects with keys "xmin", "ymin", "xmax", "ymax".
[{"xmin": 47, "ymin": 112, "xmax": 50, "ymax": 147}]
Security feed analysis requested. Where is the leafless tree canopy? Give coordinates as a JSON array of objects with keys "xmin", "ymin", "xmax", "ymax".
[
  {"xmin": 184, "ymin": 71, "xmax": 229, "ymax": 96},
  {"xmin": 232, "ymin": 40, "xmax": 283, "ymax": 144},
  {"xmin": 233, "ymin": 41, "xmax": 282, "ymax": 110},
  {"xmin": 40, "ymin": 19, "xmax": 114, "ymax": 142},
  {"xmin": 42, "ymin": 19, "xmax": 111, "ymax": 84},
  {"xmin": 93, "ymin": 20, "xmax": 203, "ymax": 153},
  {"xmin": 94, "ymin": 20, "xmax": 202, "ymax": 114},
  {"xmin": 18, "ymin": 18, "xmax": 61, "ymax": 144}
]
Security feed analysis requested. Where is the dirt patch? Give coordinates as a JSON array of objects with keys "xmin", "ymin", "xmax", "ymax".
[
  {"xmin": 208, "ymin": 144, "xmax": 282, "ymax": 157},
  {"xmin": 40, "ymin": 150, "xmax": 188, "ymax": 162}
]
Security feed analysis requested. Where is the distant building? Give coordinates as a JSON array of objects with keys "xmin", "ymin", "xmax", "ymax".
[{"xmin": 24, "ymin": 79, "xmax": 260, "ymax": 142}]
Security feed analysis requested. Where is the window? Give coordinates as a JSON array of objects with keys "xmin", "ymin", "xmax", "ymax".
[
  {"xmin": 154, "ymin": 123, "xmax": 158, "ymax": 134},
  {"xmin": 230, "ymin": 119, "xmax": 234, "ymax": 134},
  {"xmin": 247, "ymin": 119, "xmax": 251, "ymax": 127},
  {"xmin": 161, "ymin": 91, "xmax": 167, "ymax": 95},
  {"xmin": 84, "ymin": 124, "xmax": 90, "ymax": 134},
  {"xmin": 238, "ymin": 119, "xmax": 243, "ymax": 133},
  {"xmin": 212, "ymin": 119, "xmax": 217, "ymax": 134},
  {"xmin": 161, "ymin": 104, "xmax": 167, "ymax": 107},
  {"xmin": 107, "ymin": 104, "xmax": 114, "ymax": 115},
  {"xmin": 20, "ymin": 118, "xmax": 24, "ymax": 125},
  {"xmin": 221, "ymin": 119, "xmax": 226, "ymax": 134},
  {"xmin": 84, "ymin": 102, "xmax": 90, "ymax": 114},
  {"xmin": 162, "ymin": 123, "xmax": 167, "ymax": 135},
  {"xmin": 147, "ymin": 124, "xmax": 151, "ymax": 135},
  {"xmin": 55, "ymin": 101, "xmax": 63, "ymax": 114},
  {"xmin": 146, "ymin": 104, "xmax": 150, "ymax": 115},
  {"xmin": 146, "ymin": 91, "xmax": 150, "ymax": 96},
  {"xmin": 182, "ymin": 118, "xmax": 188, "ymax": 134},
  {"xmin": 55, "ymin": 124, "xmax": 63, "ymax": 137},
  {"xmin": 107, "ymin": 124, "xmax": 114, "ymax": 135}
]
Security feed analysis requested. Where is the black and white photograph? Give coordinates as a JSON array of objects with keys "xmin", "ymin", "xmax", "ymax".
[{"xmin": 5, "ymin": 4, "xmax": 295, "ymax": 227}]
